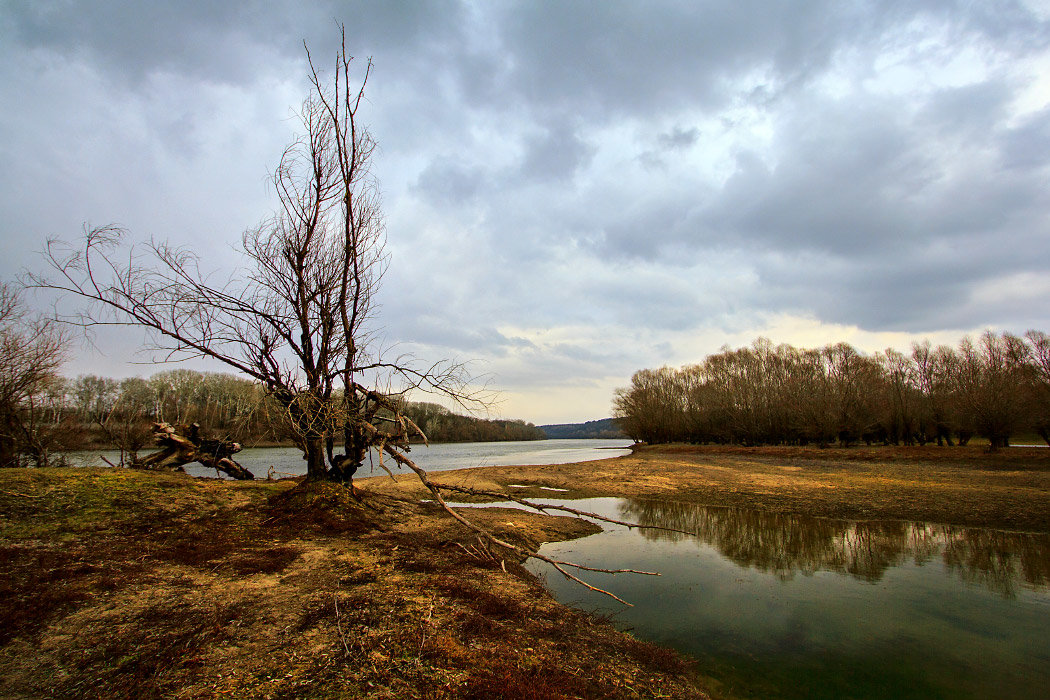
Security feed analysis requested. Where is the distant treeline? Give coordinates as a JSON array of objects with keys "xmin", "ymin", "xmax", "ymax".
[
  {"xmin": 540, "ymin": 418, "xmax": 625, "ymax": 439},
  {"xmin": 614, "ymin": 331, "xmax": 1050, "ymax": 449},
  {"xmin": 399, "ymin": 402, "xmax": 545, "ymax": 443},
  {"xmin": 30, "ymin": 369, "xmax": 544, "ymax": 455}
]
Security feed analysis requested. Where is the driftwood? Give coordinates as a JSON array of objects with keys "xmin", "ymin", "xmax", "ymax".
[{"xmin": 132, "ymin": 422, "xmax": 254, "ymax": 480}]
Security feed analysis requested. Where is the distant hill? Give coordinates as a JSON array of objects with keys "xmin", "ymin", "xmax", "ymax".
[{"xmin": 539, "ymin": 418, "xmax": 625, "ymax": 439}]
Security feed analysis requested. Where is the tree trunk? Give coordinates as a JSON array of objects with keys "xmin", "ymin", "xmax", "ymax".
[
  {"xmin": 303, "ymin": 436, "xmax": 328, "ymax": 481},
  {"xmin": 0, "ymin": 410, "xmax": 21, "ymax": 467},
  {"xmin": 0, "ymin": 436, "xmax": 18, "ymax": 468}
]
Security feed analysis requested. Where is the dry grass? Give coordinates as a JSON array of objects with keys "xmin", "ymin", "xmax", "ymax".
[
  {"xmin": 0, "ymin": 468, "xmax": 705, "ymax": 699},
  {"xmin": 369, "ymin": 444, "xmax": 1050, "ymax": 532}
]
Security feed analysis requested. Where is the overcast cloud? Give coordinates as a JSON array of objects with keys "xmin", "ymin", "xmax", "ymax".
[{"xmin": 2, "ymin": 1, "xmax": 1049, "ymax": 423}]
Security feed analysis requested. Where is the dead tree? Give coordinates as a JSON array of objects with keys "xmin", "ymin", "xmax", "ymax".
[
  {"xmin": 28, "ymin": 27, "xmax": 658, "ymax": 602},
  {"xmin": 132, "ymin": 422, "xmax": 254, "ymax": 480},
  {"xmin": 30, "ymin": 27, "xmax": 482, "ymax": 486}
]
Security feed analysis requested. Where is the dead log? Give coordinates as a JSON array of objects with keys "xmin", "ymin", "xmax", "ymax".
[{"xmin": 132, "ymin": 422, "xmax": 254, "ymax": 480}]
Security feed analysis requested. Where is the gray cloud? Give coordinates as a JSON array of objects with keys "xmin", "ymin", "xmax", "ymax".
[
  {"xmin": 4, "ymin": 1, "xmax": 468, "ymax": 86},
  {"xmin": 658, "ymin": 126, "xmax": 701, "ymax": 150},
  {"xmin": 1001, "ymin": 105, "xmax": 1050, "ymax": 169},
  {"xmin": 517, "ymin": 121, "xmax": 594, "ymax": 183},
  {"xmin": 414, "ymin": 159, "xmax": 489, "ymax": 204},
  {"xmin": 3, "ymin": 0, "xmax": 1050, "ymax": 422}
]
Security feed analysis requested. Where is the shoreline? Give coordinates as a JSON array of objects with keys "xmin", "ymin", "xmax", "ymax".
[{"xmin": 4, "ymin": 444, "xmax": 1048, "ymax": 698}]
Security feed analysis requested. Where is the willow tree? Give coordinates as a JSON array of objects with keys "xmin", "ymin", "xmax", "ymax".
[{"xmin": 31, "ymin": 30, "xmax": 477, "ymax": 483}]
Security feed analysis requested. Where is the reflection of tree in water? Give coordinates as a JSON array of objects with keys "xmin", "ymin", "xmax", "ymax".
[
  {"xmin": 941, "ymin": 528, "xmax": 1050, "ymax": 597},
  {"xmin": 619, "ymin": 499, "xmax": 1050, "ymax": 596}
]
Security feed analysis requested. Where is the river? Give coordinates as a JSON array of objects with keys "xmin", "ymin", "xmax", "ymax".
[
  {"xmin": 512, "ymin": 497, "xmax": 1050, "ymax": 700},
  {"xmin": 66, "ymin": 438, "xmax": 634, "ymax": 479}
]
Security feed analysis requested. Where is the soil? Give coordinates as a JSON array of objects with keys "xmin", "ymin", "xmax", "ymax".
[{"xmin": 3, "ymin": 444, "xmax": 1047, "ymax": 699}]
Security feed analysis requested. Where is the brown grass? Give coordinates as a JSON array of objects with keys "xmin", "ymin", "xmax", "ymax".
[
  {"xmin": 12, "ymin": 445, "xmax": 1039, "ymax": 698},
  {"xmin": 0, "ymin": 468, "xmax": 705, "ymax": 699},
  {"xmin": 369, "ymin": 443, "xmax": 1050, "ymax": 532}
]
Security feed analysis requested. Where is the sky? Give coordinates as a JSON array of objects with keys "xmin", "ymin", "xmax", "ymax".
[{"xmin": 2, "ymin": 1, "xmax": 1050, "ymax": 424}]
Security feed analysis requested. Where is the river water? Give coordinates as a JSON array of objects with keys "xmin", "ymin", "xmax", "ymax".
[
  {"xmin": 511, "ymin": 497, "xmax": 1050, "ymax": 700},
  {"xmin": 66, "ymin": 438, "xmax": 634, "ymax": 479}
]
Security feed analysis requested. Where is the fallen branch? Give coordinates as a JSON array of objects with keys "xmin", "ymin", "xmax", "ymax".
[
  {"xmin": 418, "ymin": 599, "xmax": 435, "ymax": 657},
  {"xmin": 333, "ymin": 595, "xmax": 351, "ymax": 658},
  {"xmin": 266, "ymin": 466, "xmax": 300, "ymax": 480},
  {"xmin": 383, "ymin": 444, "xmax": 656, "ymax": 606},
  {"xmin": 429, "ymin": 482, "xmax": 698, "ymax": 538}
]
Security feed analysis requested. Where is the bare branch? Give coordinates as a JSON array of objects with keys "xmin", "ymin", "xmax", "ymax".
[{"xmin": 382, "ymin": 443, "xmax": 656, "ymax": 606}]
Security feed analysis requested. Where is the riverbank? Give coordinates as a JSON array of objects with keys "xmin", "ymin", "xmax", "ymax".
[
  {"xmin": 4, "ymin": 445, "xmax": 1047, "ymax": 699},
  {"xmin": 0, "ymin": 467, "xmax": 704, "ymax": 699},
  {"xmin": 368, "ymin": 443, "xmax": 1050, "ymax": 533}
]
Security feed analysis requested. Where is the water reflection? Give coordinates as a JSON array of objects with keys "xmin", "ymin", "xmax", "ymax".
[{"xmin": 619, "ymin": 499, "xmax": 1050, "ymax": 597}]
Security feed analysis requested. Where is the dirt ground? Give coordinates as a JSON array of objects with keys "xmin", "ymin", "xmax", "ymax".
[
  {"xmin": 0, "ymin": 467, "xmax": 703, "ymax": 700},
  {"xmin": 368, "ymin": 444, "xmax": 1050, "ymax": 533}
]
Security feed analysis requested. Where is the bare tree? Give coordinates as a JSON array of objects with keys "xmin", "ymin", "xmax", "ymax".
[
  {"xmin": 97, "ymin": 377, "xmax": 158, "ymax": 467},
  {"xmin": 30, "ymin": 30, "xmax": 480, "ymax": 484},
  {"xmin": 1024, "ymin": 330, "xmax": 1050, "ymax": 445},
  {"xmin": 877, "ymin": 348, "xmax": 916, "ymax": 445},
  {"xmin": 955, "ymin": 332, "xmax": 1030, "ymax": 451},
  {"xmin": 28, "ymin": 31, "xmax": 676, "ymax": 602},
  {"xmin": 0, "ymin": 283, "xmax": 67, "ymax": 467}
]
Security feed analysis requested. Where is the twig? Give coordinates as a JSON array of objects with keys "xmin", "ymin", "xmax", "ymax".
[
  {"xmin": 431, "ymin": 482, "xmax": 697, "ymax": 538},
  {"xmin": 418, "ymin": 600, "xmax": 435, "ymax": 657},
  {"xmin": 333, "ymin": 595, "xmax": 350, "ymax": 658},
  {"xmin": 100, "ymin": 456, "xmax": 119, "ymax": 468}
]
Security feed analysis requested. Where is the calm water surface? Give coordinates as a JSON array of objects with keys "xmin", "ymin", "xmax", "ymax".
[
  {"xmin": 68, "ymin": 438, "xmax": 633, "ymax": 479},
  {"xmin": 512, "ymin": 497, "xmax": 1050, "ymax": 700}
]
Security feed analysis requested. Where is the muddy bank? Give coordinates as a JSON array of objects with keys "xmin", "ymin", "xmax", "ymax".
[{"xmin": 366, "ymin": 443, "xmax": 1050, "ymax": 532}]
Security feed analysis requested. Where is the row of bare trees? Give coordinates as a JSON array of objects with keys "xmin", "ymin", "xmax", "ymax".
[
  {"xmin": 38, "ymin": 370, "xmax": 279, "ymax": 463},
  {"xmin": 402, "ymin": 402, "xmax": 544, "ymax": 443},
  {"xmin": 0, "ymin": 363, "xmax": 546, "ymax": 468},
  {"xmin": 66, "ymin": 372, "xmax": 541, "ymax": 450},
  {"xmin": 614, "ymin": 332, "xmax": 1050, "ymax": 449}
]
